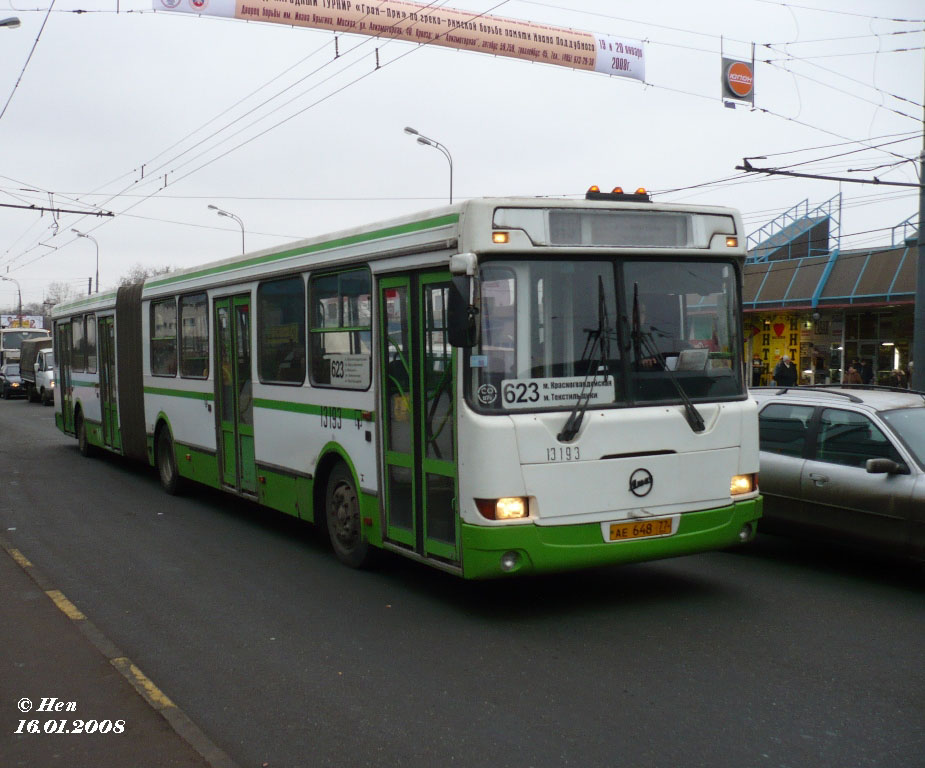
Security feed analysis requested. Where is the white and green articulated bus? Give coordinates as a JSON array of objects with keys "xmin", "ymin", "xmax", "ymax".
[{"xmin": 52, "ymin": 190, "xmax": 761, "ymax": 578}]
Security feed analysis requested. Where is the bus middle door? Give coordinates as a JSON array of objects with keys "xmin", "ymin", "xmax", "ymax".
[{"xmin": 215, "ymin": 295, "xmax": 257, "ymax": 495}]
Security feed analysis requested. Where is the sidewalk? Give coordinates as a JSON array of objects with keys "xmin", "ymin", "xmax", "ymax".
[{"xmin": 2, "ymin": 540, "xmax": 235, "ymax": 768}]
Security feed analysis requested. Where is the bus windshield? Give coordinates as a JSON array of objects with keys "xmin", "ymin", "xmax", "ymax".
[{"xmin": 467, "ymin": 257, "xmax": 744, "ymax": 412}]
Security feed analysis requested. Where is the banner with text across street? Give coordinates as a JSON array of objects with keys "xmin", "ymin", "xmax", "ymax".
[{"xmin": 153, "ymin": 0, "xmax": 645, "ymax": 82}]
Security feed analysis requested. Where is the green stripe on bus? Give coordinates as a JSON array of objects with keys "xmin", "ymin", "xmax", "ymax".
[
  {"xmin": 144, "ymin": 386, "xmax": 214, "ymax": 401},
  {"xmin": 253, "ymin": 398, "xmax": 375, "ymax": 421},
  {"xmin": 146, "ymin": 214, "xmax": 460, "ymax": 289},
  {"xmin": 140, "ymin": 388, "xmax": 375, "ymax": 420}
]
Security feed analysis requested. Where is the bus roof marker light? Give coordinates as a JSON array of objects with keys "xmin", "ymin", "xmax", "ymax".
[
  {"xmin": 586, "ymin": 187, "xmax": 652, "ymax": 202},
  {"xmin": 726, "ymin": 236, "xmax": 739, "ymax": 248},
  {"xmin": 492, "ymin": 232, "xmax": 510, "ymax": 244}
]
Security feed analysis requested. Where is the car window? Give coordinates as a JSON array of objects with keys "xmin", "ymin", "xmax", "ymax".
[
  {"xmin": 815, "ymin": 408, "xmax": 901, "ymax": 468},
  {"xmin": 879, "ymin": 407, "xmax": 925, "ymax": 471},
  {"xmin": 758, "ymin": 403, "xmax": 814, "ymax": 457}
]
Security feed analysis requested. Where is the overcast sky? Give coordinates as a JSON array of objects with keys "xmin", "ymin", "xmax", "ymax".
[{"xmin": 0, "ymin": 0, "xmax": 922, "ymax": 307}]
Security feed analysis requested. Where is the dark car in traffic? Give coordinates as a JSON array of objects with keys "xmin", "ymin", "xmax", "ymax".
[
  {"xmin": 752, "ymin": 385, "xmax": 925, "ymax": 563},
  {"xmin": 0, "ymin": 363, "xmax": 25, "ymax": 399}
]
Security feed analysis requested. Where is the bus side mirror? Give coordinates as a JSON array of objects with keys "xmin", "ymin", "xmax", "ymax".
[{"xmin": 447, "ymin": 275, "xmax": 478, "ymax": 348}]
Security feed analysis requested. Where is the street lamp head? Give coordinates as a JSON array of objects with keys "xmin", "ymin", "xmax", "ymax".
[
  {"xmin": 208, "ymin": 204, "xmax": 245, "ymax": 254},
  {"xmin": 417, "ymin": 137, "xmax": 434, "ymax": 147},
  {"xmin": 0, "ymin": 17, "xmax": 21, "ymax": 28},
  {"xmin": 209, "ymin": 204, "xmax": 234, "ymax": 220},
  {"xmin": 403, "ymin": 126, "xmax": 419, "ymax": 136}
]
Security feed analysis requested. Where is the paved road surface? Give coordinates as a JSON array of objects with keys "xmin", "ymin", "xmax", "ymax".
[{"xmin": 1, "ymin": 400, "xmax": 922, "ymax": 768}]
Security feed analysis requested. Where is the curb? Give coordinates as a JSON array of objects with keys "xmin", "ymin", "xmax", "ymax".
[{"xmin": 2, "ymin": 535, "xmax": 241, "ymax": 768}]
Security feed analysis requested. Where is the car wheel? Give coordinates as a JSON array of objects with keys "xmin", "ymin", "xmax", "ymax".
[
  {"xmin": 325, "ymin": 463, "xmax": 370, "ymax": 568},
  {"xmin": 156, "ymin": 429, "xmax": 182, "ymax": 495}
]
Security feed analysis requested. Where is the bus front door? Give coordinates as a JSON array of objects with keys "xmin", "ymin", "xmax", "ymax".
[
  {"xmin": 215, "ymin": 295, "xmax": 257, "ymax": 495},
  {"xmin": 98, "ymin": 316, "xmax": 120, "ymax": 451},
  {"xmin": 379, "ymin": 273, "xmax": 458, "ymax": 564}
]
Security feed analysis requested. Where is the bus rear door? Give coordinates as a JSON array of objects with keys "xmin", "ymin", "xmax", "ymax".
[
  {"xmin": 57, "ymin": 322, "xmax": 75, "ymax": 434},
  {"xmin": 98, "ymin": 315, "xmax": 120, "ymax": 451}
]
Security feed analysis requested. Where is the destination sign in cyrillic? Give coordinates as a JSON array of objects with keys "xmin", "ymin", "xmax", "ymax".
[{"xmin": 500, "ymin": 375, "xmax": 615, "ymax": 410}]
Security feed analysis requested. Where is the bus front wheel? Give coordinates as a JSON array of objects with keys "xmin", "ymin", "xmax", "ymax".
[
  {"xmin": 325, "ymin": 464, "xmax": 370, "ymax": 568},
  {"xmin": 156, "ymin": 429, "xmax": 182, "ymax": 496}
]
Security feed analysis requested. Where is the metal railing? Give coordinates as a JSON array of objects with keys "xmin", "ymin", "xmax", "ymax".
[{"xmin": 746, "ymin": 193, "xmax": 840, "ymax": 262}]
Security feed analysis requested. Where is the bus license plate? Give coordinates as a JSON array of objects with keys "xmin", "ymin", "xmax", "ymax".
[{"xmin": 609, "ymin": 518, "xmax": 674, "ymax": 541}]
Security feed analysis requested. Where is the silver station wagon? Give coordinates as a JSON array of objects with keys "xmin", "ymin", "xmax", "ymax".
[{"xmin": 751, "ymin": 386, "xmax": 925, "ymax": 563}]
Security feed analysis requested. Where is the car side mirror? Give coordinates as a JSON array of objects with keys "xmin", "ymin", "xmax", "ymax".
[{"xmin": 865, "ymin": 458, "xmax": 908, "ymax": 475}]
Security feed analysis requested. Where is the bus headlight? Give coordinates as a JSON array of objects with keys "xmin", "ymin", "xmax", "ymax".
[
  {"xmin": 730, "ymin": 473, "xmax": 757, "ymax": 496},
  {"xmin": 476, "ymin": 497, "xmax": 528, "ymax": 520}
]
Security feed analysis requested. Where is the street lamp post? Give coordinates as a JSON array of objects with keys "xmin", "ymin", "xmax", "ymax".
[
  {"xmin": 208, "ymin": 205, "xmax": 245, "ymax": 254},
  {"xmin": 0, "ymin": 17, "xmax": 21, "ymax": 28},
  {"xmin": 403, "ymin": 126, "xmax": 453, "ymax": 204},
  {"xmin": 71, "ymin": 229, "xmax": 99, "ymax": 293},
  {"xmin": 0, "ymin": 275, "xmax": 22, "ymax": 327}
]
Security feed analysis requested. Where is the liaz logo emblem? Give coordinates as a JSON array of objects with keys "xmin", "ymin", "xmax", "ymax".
[{"xmin": 629, "ymin": 468, "xmax": 653, "ymax": 497}]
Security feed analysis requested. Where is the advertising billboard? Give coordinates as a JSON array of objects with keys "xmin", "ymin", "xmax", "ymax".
[{"xmin": 154, "ymin": 0, "xmax": 645, "ymax": 82}]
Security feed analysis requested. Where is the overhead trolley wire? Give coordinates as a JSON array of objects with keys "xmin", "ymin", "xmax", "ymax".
[
  {"xmin": 0, "ymin": 0, "xmax": 56, "ymax": 124},
  {"xmin": 1, "ymin": 0, "xmax": 457, "ymax": 269},
  {"xmin": 752, "ymin": 0, "xmax": 925, "ymax": 24},
  {"xmin": 6, "ymin": 0, "xmax": 514, "ymax": 273}
]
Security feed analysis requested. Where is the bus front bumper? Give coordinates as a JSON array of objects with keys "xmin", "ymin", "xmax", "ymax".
[{"xmin": 460, "ymin": 497, "xmax": 762, "ymax": 579}]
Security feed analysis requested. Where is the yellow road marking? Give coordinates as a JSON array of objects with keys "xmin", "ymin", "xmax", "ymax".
[
  {"xmin": 111, "ymin": 657, "xmax": 176, "ymax": 710},
  {"xmin": 45, "ymin": 590, "xmax": 86, "ymax": 621},
  {"xmin": 9, "ymin": 548, "xmax": 32, "ymax": 568}
]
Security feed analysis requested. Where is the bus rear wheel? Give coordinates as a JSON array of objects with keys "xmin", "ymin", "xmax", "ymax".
[
  {"xmin": 325, "ymin": 464, "xmax": 370, "ymax": 568},
  {"xmin": 77, "ymin": 414, "xmax": 94, "ymax": 458},
  {"xmin": 156, "ymin": 429, "xmax": 182, "ymax": 495}
]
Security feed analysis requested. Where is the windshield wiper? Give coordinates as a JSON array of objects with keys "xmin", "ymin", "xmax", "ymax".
[
  {"xmin": 558, "ymin": 277, "xmax": 614, "ymax": 442},
  {"xmin": 631, "ymin": 283, "xmax": 705, "ymax": 433}
]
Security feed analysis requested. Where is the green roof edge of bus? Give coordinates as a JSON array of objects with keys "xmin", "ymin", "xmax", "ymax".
[
  {"xmin": 50, "ymin": 213, "xmax": 460, "ymax": 314},
  {"xmin": 54, "ymin": 290, "xmax": 119, "ymax": 313},
  {"xmin": 145, "ymin": 213, "xmax": 461, "ymax": 289}
]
